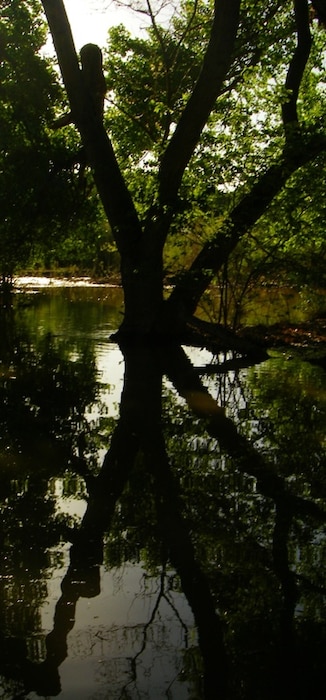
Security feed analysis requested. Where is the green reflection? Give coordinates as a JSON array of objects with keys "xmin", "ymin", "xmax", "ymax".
[
  {"xmin": 0, "ymin": 299, "xmax": 104, "ymax": 698},
  {"xmin": 0, "ymin": 289, "xmax": 325, "ymax": 699}
]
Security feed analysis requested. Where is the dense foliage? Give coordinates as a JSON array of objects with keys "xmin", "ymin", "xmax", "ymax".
[{"xmin": 0, "ymin": 0, "xmax": 116, "ymax": 281}]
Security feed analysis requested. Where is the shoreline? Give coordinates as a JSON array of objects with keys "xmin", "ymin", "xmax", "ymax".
[{"xmin": 10, "ymin": 276, "xmax": 326, "ymax": 359}]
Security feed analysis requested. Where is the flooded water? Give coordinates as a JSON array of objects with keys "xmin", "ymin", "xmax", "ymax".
[{"xmin": 0, "ymin": 281, "xmax": 325, "ymax": 699}]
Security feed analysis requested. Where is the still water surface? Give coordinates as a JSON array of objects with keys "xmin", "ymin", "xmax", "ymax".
[{"xmin": 0, "ymin": 281, "xmax": 325, "ymax": 699}]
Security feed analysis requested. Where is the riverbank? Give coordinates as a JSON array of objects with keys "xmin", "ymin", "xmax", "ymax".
[
  {"xmin": 241, "ymin": 315, "xmax": 326, "ymax": 366},
  {"xmin": 9, "ymin": 275, "xmax": 326, "ymax": 362}
]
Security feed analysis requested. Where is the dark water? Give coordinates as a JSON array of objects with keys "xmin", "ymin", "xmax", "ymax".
[{"xmin": 0, "ymin": 283, "xmax": 325, "ymax": 699}]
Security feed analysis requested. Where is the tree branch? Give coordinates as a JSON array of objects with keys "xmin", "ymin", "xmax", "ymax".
[
  {"xmin": 41, "ymin": 0, "xmax": 142, "ymax": 258},
  {"xmin": 158, "ymin": 0, "xmax": 240, "ymax": 205},
  {"xmin": 166, "ymin": 134, "xmax": 326, "ymax": 319},
  {"xmin": 281, "ymin": 0, "xmax": 312, "ymax": 130}
]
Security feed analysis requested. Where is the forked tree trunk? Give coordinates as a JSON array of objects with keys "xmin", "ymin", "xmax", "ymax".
[{"xmin": 41, "ymin": 0, "xmax": 241, "ymax": 338}]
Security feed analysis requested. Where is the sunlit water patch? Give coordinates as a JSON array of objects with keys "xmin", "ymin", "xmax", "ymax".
[{"xmin": 35, "ymin": 555, "xmax": 197, "ymax": 700}]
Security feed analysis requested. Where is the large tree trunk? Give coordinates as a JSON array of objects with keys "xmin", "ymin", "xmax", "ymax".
[{"xmin": 119, "ymin": 220, "xmax": 166, "ymax": 335}]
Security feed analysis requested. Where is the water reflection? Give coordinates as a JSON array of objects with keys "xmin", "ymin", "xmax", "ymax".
[{"xmin": 0, "ymin": 288, "xmax": 325, "ymax": 699}]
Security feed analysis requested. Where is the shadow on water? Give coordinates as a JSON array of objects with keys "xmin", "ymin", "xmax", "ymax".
[{"xmin": 0, "ymin": 291, "xmax": 326, "ymax": 699}]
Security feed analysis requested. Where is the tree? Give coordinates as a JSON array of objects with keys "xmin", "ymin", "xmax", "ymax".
[{"xmin": 40, "ymin": 0, "xmax": 326, "ymax": 341}]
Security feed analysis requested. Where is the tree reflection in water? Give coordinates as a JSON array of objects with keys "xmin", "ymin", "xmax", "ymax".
[{"xmin": 0, "ymin": 298, "xmax": 325, "ymax": 699}]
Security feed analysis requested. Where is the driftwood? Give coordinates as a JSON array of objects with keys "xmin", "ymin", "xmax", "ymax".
[{"xmin": 183, "ymin": 316, "xmax": 269, "ymax": 362}]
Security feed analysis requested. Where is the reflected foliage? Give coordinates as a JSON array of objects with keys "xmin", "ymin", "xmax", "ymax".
[
  {"xmin": 0, "ymin": 303, "xmax": 98, "ymax": 460},
  {"xmin": 0, "ymin": 291, "xmax": 325, "ymax": 698},
  {"xmin": 159, "ymin": 354, "xmax": 326, "ymax": 698},
  {"xmin": 0, "ymin": 298, "xmax": 103, "ymax": 696}
]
